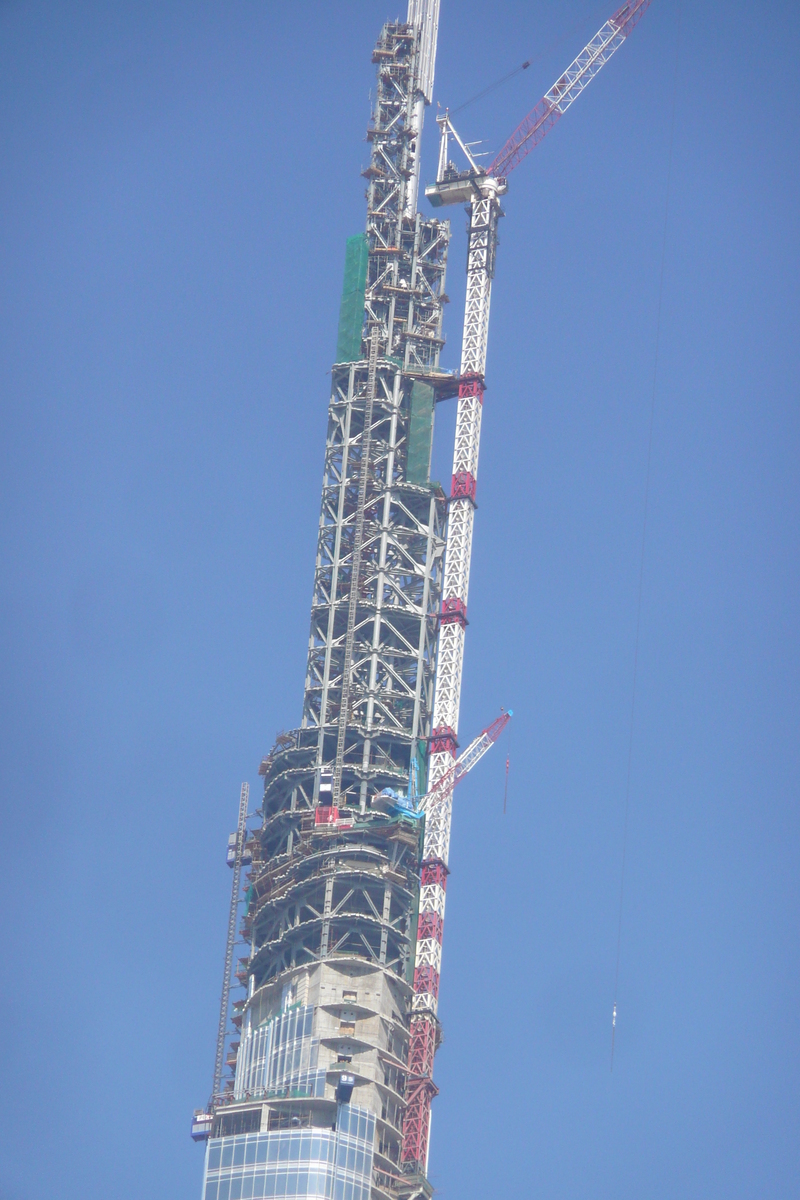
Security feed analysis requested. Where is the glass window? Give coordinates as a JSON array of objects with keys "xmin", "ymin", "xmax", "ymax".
[
  {"xmin": 208, "ymin": 1143, "xmax": 222, "ymax": 1171},
  {"xmin": 207, "ymin": 1113, "xmax": 376, "ymax": 1200}
]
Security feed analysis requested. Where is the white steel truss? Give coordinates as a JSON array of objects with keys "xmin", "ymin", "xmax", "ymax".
[
  {"xmin": 402, "ymin": 173, "xmax": 506, "ymax": 1177},
  {"xmin": 424, "ymin": 175, "xmax": 506, "ymax": 849}
]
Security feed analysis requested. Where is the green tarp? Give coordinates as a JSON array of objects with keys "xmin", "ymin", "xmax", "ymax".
[
  {"xmin": 407, "ymin": 382, "xmax": 435, "ymax": 485},
  {"xmin": 336, "ymin": 234, "xmax": 369, "ymax": 363},
  {"xmin": 413, "ymin": 738, "xmax": 428, "ymax": 798}
]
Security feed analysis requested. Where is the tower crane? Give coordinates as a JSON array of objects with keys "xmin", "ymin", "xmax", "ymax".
[
  {"xmin": 423, "ymin": 709, "xmax": 512, "ymax": 807},
  {"xmin": 377, "ymin": 709, "xmax": 512, "ymax": 817},
  {"xmin": 402, "ymin": 0, "xmax": 653, "ymax": 1175}
]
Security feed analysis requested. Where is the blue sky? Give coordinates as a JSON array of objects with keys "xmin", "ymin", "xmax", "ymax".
[{"xmin": 1, "ymin": 2, "xmax": 798, "ymax": 1198}]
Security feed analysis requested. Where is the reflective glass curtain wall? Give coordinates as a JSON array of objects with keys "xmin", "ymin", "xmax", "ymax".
[{"xmin": 202, "ymin": 1107, "xmax": 376, "ymax": 1200}]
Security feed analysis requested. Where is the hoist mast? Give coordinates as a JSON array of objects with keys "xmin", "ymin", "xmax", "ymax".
[{"xmin": 213, "ymin": 783, "xmax": 249, "ymax": 1101}]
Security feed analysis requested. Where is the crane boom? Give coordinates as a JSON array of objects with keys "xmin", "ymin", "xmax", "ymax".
[
  {"xmin": 420, "ymin": 710, "xmax": 512, "ymax": 813},
  {"xmin": 489, "ymin": 0, "xmax": 652, "ymax": 178}
]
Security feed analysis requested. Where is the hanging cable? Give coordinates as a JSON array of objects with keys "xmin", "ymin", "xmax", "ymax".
[
  {"xmin": 451, "ymin": 62, "xmax": 532, "ymax": 119},
  {"xmin": 503, "ymin": 752, "xmax": 510, "ymax": 814},
  {"xmin": 449, "ymin": 8, "xmax": 604, "ymax": 118},
  {"xmin": 611, "ymin": 1, "xmax": 682, "ymax": 1073}
]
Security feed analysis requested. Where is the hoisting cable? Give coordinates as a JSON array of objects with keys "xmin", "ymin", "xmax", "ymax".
[
  {"xmin": 503, "ymin": 753, "xmax": 510, "ymax": 814},
  {"xmin": 449, "ymin": 7, "xmax": 606, "ymax": 118},
  {"xmin": 503, "ymin": 719, "xmax": 512, "ymax": 814},
  {"xmin": 451, "ymin": 61, "xmax": 532, "ymax": 119},
  {"xmin": 611, "ymin": 0, "xmax": 682, "ymax": 1073}
]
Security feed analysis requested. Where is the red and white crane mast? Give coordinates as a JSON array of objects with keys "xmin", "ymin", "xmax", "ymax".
[
  {"xmin": 401, "ymin": 0, "xmax": 652, "ymax": 1177},
  {"xmin": 401, "ymin": 711, "xmax": 511, "ymax": 1175}
]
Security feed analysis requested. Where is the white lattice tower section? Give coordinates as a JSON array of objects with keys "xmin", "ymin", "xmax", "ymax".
[
  {"xmin": 401, "ymin": 178, "xmax": 505, "ymax": 1177},
  {"xmin": 424, "ymin": 177, "xmax": 505, "ymax": 864}
]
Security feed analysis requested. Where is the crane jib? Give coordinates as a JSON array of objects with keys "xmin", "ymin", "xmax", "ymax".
[
  {"xmin": 488, "ymin": 0, "xmax": 653, "ymax": 180},
  {"xmin": 420, "ymin": 710, "xmax": 513, "ymax": 812}
]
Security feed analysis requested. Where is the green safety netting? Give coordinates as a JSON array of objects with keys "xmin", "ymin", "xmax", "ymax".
[
  {"xmin": 336, "ymin": 234, "xmax": 369, "ymax": 363},
  {"xmin": 407, "ymin": 382, "xmax": 435, "ymax": 485},
  {"xmin": 413, "ymin": 737, "xmax": 428, "ymax": 797}
]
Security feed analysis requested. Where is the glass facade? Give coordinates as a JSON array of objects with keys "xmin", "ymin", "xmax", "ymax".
[
  {"xmin": 235, "ymin": 1005, "xmax": 326, "ymax": 1101},
  {"xmin": 202, "ymin": 1105, "xmax": 375, "ymax": 1200}
]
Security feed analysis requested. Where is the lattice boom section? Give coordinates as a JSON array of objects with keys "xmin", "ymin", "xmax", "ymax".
[
  {"xmin": 452, "ymin": 381, "xmax": 483, "ymax": 479},
  {"xmin": 401, "ymin": 1067, "xmax": 437, "ymax": 1172},
  {"xmin": 429, "ymin": 622, "xmax": 465, "ymax": 738},
  {"xmin": 402, "ymin": 1001, "xmax": 439, "ymax": 1170},
  {"xmin": 440, "ymin": 501, "xmax": 474, "ymax": 610},
  {"xmin": 460, "ymin": 196, "xmax": 500, "ymax": 377}
]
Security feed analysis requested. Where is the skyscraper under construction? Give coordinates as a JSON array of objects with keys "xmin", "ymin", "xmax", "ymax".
[
  {"xmin": 195, "ymin": 5, "xmax": 453, "ymax": 1199},
  {"xmin": 192, "ymin": 0, "xmax": 652, "ymax": 1195}
]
